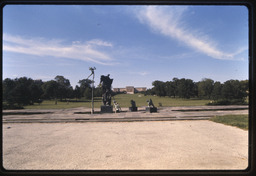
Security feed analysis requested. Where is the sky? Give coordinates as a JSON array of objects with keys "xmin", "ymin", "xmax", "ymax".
[{"xmin": 3, "ymin": 5, "xmax": 248, "ymax": 89}]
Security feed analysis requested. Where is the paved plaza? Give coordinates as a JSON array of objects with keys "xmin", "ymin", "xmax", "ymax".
[
  {"xmin": 3, "ymin": 105, "xmax": 248, "ymax": 123},
  {"xmin": 2, "ymin": 106, "xmax": 248, "ymax": 170}
]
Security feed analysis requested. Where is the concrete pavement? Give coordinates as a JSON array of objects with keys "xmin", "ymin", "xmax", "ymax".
[
  {"xmin": 3, "ymin": 121, "xmax": 248, "ymax": 170},
  {"xmin": 2, "ymin": 105, "xmax": 248, "ymax": 170},
  {"xmin": 2, "ymin": 105, "xmax": 248, "ymax": 123}
]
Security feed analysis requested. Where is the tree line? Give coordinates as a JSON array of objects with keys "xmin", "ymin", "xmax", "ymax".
[
  {"xmin": 146, "ymin": 78, "xmax": 248, "ymax": 104},
  {"xmin": 2, "ymin": 75, "xmax": 102, "ymax": 109},
  {"xmin": 2, "ymin": 76, "xmax": 249, "ymax": 109}
]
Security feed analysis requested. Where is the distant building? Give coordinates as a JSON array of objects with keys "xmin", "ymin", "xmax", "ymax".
[{"xmin": 113, "ymin": 86, "xmax": 147, "ymax": 94}]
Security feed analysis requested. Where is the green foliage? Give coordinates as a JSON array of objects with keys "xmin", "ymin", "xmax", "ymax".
[
  {"xmin": 211, "ymin": 81, "xmax": 222, "ymax": 100},
  {"xmin": 54, "ymin": 75, "xmax": 73, "ymax": 100},
  {"xmin": 149, "ymin": 78, "xmax": 197, "ymax": 99},
  {"xmin": 152, "ymin": 80, "xmax": 166, "ymax": 97},
  {"xmin": 176, "ymin": 78, "xmax": 196, "ymax": 99},
  {"xmin": 148, "ymin": 77, "xmax": 248, "ymax": 104},
  {"xmin": 221, "ymin": 80, "xmax": 247, "ymax": 100},
  {"xmin": 83, "ymin": 87, "xmax": 92, "ymax": 99},
  {"xmin": 209, "ymin": 115, "xmax": 248, "ymax": 130},
  {"xmin": 2, "ymin": 75, "xmax": 249, "ymax": 109},
  {"xmin": 197, "ymin": 78, "xmax": 214, "ymax": 99},
  {"xmin": 73, "ymin": 85, "xmax": 81, "ymax": 100},
  {"xmin": 3, "ymin": 77, "xmax": 43, "ymax": 107},
  {"xmin": 2, "ymin": 102, "xmax": 24, "ymax": 110},
  {"xmin": 42, "ymin": 80, "xmax": 58, "ymax": 99},
  {"xmin": 207, "ymin": 99, "xmax": 247, "ymax": 105}
]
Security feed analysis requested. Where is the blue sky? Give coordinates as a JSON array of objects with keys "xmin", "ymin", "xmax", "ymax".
[{"xmin": 3, "ymin": 5, "xmax": 248, "ymax": 88}]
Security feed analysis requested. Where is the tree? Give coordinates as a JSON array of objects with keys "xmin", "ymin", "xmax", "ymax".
[
  {"xmin": 198, "ymin": 78, "xmax": 214, "ymax": 99},
  {"xmin": 78, "ymin": 79, "xmax": 92, "ymax": 98},
  {"xmin": 177, "ymin": 78, "xmax": 196, "ymax": 99},
  {"xmin": 94, "ymin": 85, "xmax": 103, "ymax": 97},
  {"xmin": 3, "ymin": 77, "xmax": 44, "ymax": 107},
  {"xmin": 152, "ymin": 80, "xmax": 166, "ymax": 97},
  {"xmin": 3, "ymin": 78, "xmax": 17, "ymax": 106},
  {"xmin": 222, "ymin": 80, "xmax": 246, "ymax": 100},
  {"xmin": 165, "ymin": 81, "xmax": 175, "ymax": 97},
  {"xmin": 54, "ymin": 75, "xmax": 73, "ymax": 100},
  {"xmin": 172, "ymin": 77, "xmax": 180, "ymax": 98},
  {"xmin": 29, "ymin": 79, "xmax": 44, "ymax": 104},
  {"xmin": 13, "ymin": 77, "xmax": 34, "ymax": 105},
  {"xmin": 73, "ymin": 85, "xmax": 81, "ymax": 100},
  {"xmin": 211, "ymin": 81, "xmax": 222, "ymax": 100},
  {"xmin": 84, "ymin": 87, "xmax": 92, "ymax": 99},
  {"xmin": 42, "ymin": 80, "xmax": 59, "ymax": 100},
  {"xmin": 240, "ymin": 80, "xmax": 249, "ymax": 96}
]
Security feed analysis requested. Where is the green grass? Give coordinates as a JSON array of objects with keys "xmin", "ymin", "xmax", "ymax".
[
  {"xmin": 24, "ymin": 99, "xmax": 102, "ymax": 109},
  {"xmin": 113, "ymin": 94, "xmax": 210, "ymax": 108},
  {"xmin": 209, "ymin": 115, "xmax": 248, "ymax": 130},
  {"xmin": 173, "ymin": 108, "xmax": 248, "ymax": 112},
  {"xmin": 23, "ymin": 93, "xmax": 211, "ymax": 109}
]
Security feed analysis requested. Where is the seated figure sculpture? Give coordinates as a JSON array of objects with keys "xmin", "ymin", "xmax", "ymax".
[
  {"xmin": 146, "ymin": 99, "xmax": 157, "ymax": 113},
  {"xmin": 147, "ymin": 99, "xmax": 155, "ymax": 108},
  {"xmin": 129, "ymin": 99, "xmax": 138, "ymax": 112},
  {"xmin": 113, "ymin": 100, "xmax": 121, "ymax": 113}
]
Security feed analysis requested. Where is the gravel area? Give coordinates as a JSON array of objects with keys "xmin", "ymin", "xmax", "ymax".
[{"xmin": 3, "ymin": 120, "xmax": 248, "ymax": 170}]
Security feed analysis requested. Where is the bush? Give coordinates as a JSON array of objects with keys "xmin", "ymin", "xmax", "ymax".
[
  {"xmin": 206, "ymin": 99, "xmax": 247, "ymax": 105},
  {"xmin": 2, "ymin": 103, "xmax": 24, "ymax": 110}
]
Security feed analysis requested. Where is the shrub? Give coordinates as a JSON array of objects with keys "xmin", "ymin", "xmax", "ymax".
[
  {"xmin": 2, "ymin": 103, "xmax": 24, "ymax": 110},
  {"xmin": 207, "ymin": 99, "xmax": 247, "ymax": 105}
]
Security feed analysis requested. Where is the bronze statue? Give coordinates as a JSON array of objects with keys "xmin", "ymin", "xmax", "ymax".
[
  {"xmin": 146, "ymin": 99, "xmax": 157, "ymax": 113},
  {"xmin": 100, "ymin": 74, "xmax": 113, "ymax": 106},
  {"xmin": 130, "ymin": 100, "xmax": 136, "ymax": 108},
  {"xmin": 147, "ymin": 99, "xmax": 155, "ymax": 108}
]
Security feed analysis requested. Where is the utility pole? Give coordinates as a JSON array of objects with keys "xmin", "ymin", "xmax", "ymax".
[{"xmin": 87, "ymin": 67, "xmax": 96, "ymax": 114}]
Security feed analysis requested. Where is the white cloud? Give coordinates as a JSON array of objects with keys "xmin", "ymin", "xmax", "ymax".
[
  {"xmin": 87, "ymin": 39, "xmax": 113, "ymax": 47},
  {"xmin": 3, "ymin": 34, "xmax": 116, "ymax": 65},
  {"xmin": 139, "ymin": 71, "xmax": 149, "ymax": 76},
  {"xmin": 129, "ymin": 71, "xmax": 149, "ymax": 76},
  {"xmin": 136, "ymin": 6, "xmax": 246, "ymax": 60}
]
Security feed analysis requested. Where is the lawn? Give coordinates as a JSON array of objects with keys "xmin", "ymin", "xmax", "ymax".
[
  {"xmin": 24, "ymin": 93, "xmax": 211, "ymax": 109},
  {"xmin": 24, "ymin": 99, "xmax": 102, "ymax": 109},
  {"xmin": 209, "ymin": 115, "xmax": 248, "ymax": 130}
]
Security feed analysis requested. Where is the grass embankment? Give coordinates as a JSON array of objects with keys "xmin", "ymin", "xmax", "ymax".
[
  {"xmin": 24, "ymin": 94, "xmax": 211, "ymax": 109},
  {"xmin": 209, "ymin": 115, "xmax": 248, "ymax": 130}
]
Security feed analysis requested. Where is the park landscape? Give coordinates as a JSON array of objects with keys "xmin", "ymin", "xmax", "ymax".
[
  {"xmin": 3, "ymin": 75, "xmax": 249, "ymax": 130},
  {"xmin": 2, "ymin": 4, "xmax": 249, "ymax": 171},
  {"xmin": 2, "ymin": 75, "xmax": 249, "ymax": 170}
]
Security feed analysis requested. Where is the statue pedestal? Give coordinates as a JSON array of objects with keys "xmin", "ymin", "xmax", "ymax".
[
  {"xmin": 101, "ymin": 105, "xmax": 113, "ymax": 113},
  {"xmin": 146, "ymin": 107, "xmax": 157, "ymax": 113},
  {"xmin": 129, "ymin": 107, "xmax": 138, "ymax": 112}
]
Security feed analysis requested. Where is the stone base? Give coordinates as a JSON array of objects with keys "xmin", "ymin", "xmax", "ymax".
[
  {"xmin": 146, "ymin": 107, "xmax": 157, "ymax": 113},
  {"xmin": 129, "ymin": 107, "xmax": 138, "ymax": 112},
  {"xmin": 101, "ymin": 105, "xmax": 113, "ymax": 113}
]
